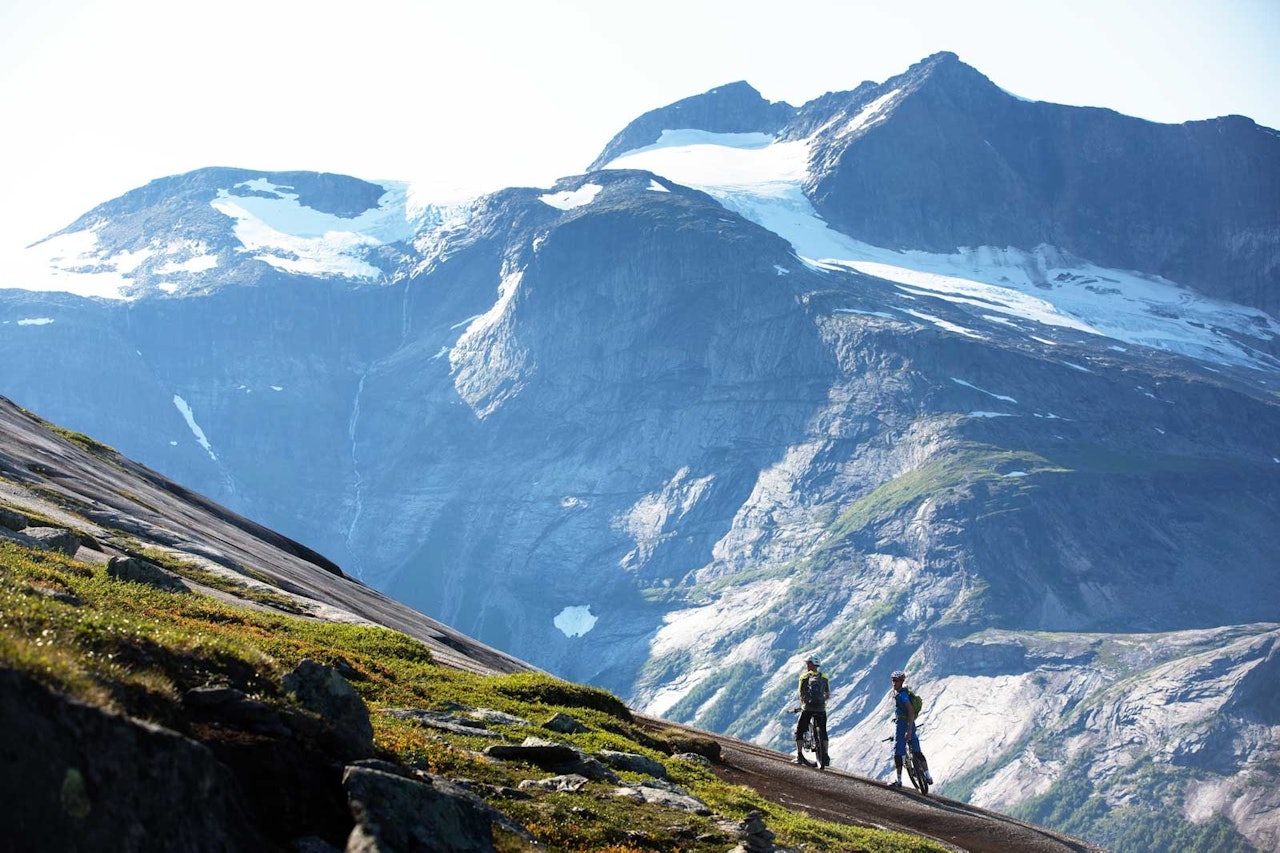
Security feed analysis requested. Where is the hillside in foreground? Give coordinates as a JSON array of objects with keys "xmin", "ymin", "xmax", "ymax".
[{"xmin": 0, "ymin": 394, "xmax": 1104, "ymax": 851}]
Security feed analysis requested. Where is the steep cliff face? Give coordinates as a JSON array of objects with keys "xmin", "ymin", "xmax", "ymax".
[{"xmin": 3, "ymin": 53, "xmax": 1280, "ymax": 851}]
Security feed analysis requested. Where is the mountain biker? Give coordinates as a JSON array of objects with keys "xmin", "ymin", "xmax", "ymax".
[
  {"xmin": 795, "ymin": 656, "xmax": 831, "ymax": 768},
  {"xmin": 888, "ymin": 670, "xmax": 933, "ymax": 787}
]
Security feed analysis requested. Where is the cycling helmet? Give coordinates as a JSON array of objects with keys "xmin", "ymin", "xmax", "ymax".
[
  {"xmin": 890, "ymin": 670, "xmax": 906, "ymax": 680},
  {"xmin": 805, "ymin": 656, "xmax": 820, "ymax": 666}
]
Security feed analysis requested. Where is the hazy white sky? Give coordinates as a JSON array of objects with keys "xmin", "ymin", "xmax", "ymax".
[{"xmin": 2, "ymin": 0, "xmax": 1277, "ymax": 255}]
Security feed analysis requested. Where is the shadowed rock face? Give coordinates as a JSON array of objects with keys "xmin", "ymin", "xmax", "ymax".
[{"xmin": 0, "ymin": 667, "xmax": 270, "ymax": 852}]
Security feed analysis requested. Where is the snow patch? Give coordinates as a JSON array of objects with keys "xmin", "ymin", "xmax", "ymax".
[
  {"xmin": 554, "ymin": 605, "xmax": 597, "ymax": 638},
  {"xmin": 539, "ymin": 183, "xmax": 602, "ymax": 210},
  {"xmin": 647, "ymin": 179, "xmax": 669, "ymax": 193},
  {"xmin": 16, "ymin": 318, "xmax": 54, "ymax": 326},
  {"xmin": 208, "ymin": 178, "xmax": 422, "ymax": 280},
  {"xmin": 172, "ymin": 395, "xmax": 217, "ymax": 461},
  {"xmin": 952, "ymin": 378, "xmax": 1018, "ymax": 403},
  {"xmin": 905, "ymin": 309, "xmax": 984, "ymax": 339},
  {"xmin": 837, "ymin": 88, "xmax": 901, "ymax": 138}
]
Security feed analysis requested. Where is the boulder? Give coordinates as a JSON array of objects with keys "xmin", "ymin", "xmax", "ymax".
[
  {"xmin": 0, "ymin": 505, "xmax": 28, "ymax": 531},
  {"xmin": 23, "ymin": 527, "xmax": 81, "ymax": 558},
  {"xmin": 541, "ymin": 712, "xmax": 589, "ymax": 734},
  {"xmin": 283, "ymin": 659, "xmax": 374, "ymax": 761},
  {"xmin": 343, "ymin": 761, "xmax": 534, "ymax": 852},
  {"xmin": 612, "ymin": 782, "xmax": 711, "ymax": 815},
  {"xmin": 484, "ymin": 737, "xmax": 620, "ymax": 783},
  {"xmin": 517, "ymin": 774, "xmax": 589, "ymax": 793},
  {"xmin": 598, "ymin": 749, "xmax": 668, "ymax": 780},
  {"xmin": 673, "ymin": 752, "xmax": 714, "ymax": 768},
  {"xmin": 106, "ymin": 556, "xmax": 190, "ymax": 592}
]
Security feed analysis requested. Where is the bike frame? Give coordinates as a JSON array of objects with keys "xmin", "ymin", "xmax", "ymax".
[
  {"xmin": 885, "ymin": 724, "xmax": 929, "ymax": 795},
  {"xmin": 789, "ymin": 707, "xmax": 824, "ymax": 767}
]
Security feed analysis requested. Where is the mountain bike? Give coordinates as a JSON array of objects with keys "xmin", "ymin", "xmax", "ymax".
[
  {"xmin": 884, "ymin": 725, "xmax": 929, "ymax": 795},
  {"xmin": 788, "ymin": 707, "xmax": 825, "ymax": 769}
]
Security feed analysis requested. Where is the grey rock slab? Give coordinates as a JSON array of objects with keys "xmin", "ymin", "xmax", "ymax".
[
  {"xmin": 484, "ymin": 738, "xmax": 620, "ymax": 783},
  {"xmin": 470, "ymin": 707, "xmax": 532, "ymax": 727},
  {"xmin": 598, "ymin": 749, "xmax": 669, "ymax": 780},
  {"xmin": 381, "ymin": 708, "xmax": 502, "ymax": 738},
  {"xmin": 612, "ymin": 784, "xmax": 711, "ymax": 815},
  {"xmin": 517, "ymin": 773, "xmax": 590, "ymax": 793},
  {"xmin": 106, "ymin": 555, "xmax": 190, "ymax": 592},
  {"xmin": 20, "ymin": 526, "xmax": 81, "ymax": 557}
]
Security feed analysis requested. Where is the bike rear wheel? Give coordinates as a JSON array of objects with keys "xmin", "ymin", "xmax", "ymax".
[{"xmin": 801, "ymin": 722, "xmax": 822, "ymax": 766}]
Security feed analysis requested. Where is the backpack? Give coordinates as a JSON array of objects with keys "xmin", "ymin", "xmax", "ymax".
[
  {"xmin": 907, "ymin": 688, "xmax": 923, "ymax": 717},
  {"xmin": 802, "ymin": 672, "xmax": 826, "ymax": 705}
]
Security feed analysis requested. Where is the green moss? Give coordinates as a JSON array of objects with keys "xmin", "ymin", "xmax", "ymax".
[{"xmin": 51, "ymin": 427, "xmax": 118, "ymax": 457}]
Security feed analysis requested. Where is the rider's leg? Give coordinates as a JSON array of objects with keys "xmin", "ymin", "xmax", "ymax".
[
  {"xmin": 890, "ymin": 720, "xmax": 907, "ymax": 784},
  {"xmin": 794, "ymin": 708, "xmax": 815, "ymax": 765}
]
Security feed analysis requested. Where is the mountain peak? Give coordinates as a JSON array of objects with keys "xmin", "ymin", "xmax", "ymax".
[
  {"xmin": 894, "ymin": 50, "xmax": 1002, "ymax": 101},
  {"xmin": 589, "ymin": 81, "xmax": 796, "ymax": 170}
]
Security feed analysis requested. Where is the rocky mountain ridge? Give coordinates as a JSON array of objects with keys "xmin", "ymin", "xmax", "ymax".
[{"xmin": 2, "ymin": 52, "xmax": 1278, "ymax": 851}]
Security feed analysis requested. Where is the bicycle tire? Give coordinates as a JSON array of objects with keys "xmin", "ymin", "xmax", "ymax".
[
  {"xmin": 801, "ymin": 720, "xmax": 821, "ymax": 766},
  {"xmin": 906, "ymin": 752, "xmax": 929, "ymax": 795}
]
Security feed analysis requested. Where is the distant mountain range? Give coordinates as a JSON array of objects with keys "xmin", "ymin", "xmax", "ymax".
[{"xmin": 2, "ymin": 51, "xmax": 1277, "ymax": 852}]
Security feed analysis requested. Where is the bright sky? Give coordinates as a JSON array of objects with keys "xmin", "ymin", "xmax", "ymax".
[{"xmin": 1, "ymin": 0, "xmax": 1277, "ymax": 257}]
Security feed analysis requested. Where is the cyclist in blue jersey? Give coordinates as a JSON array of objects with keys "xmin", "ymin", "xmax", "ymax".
[{"xmin": 887, "ymin": 670, "xmax": 933, "ymax": 787}]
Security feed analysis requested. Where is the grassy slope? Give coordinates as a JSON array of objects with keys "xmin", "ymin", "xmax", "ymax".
[{"xmin": 0, "ymin": 526, "xmax": 945, "ymax": 852}]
